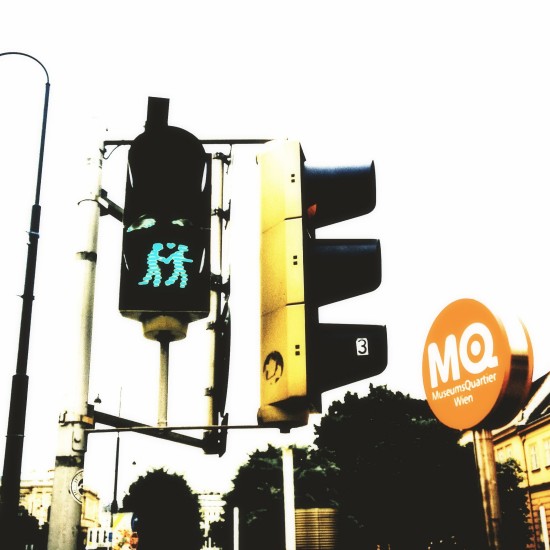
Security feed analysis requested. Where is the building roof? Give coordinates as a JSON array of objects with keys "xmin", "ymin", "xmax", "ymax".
[
  {"xmin": 526, "ymin": 371, "xmax": 550, "ymax": 424},
  {"xmin": 491, "ymin": 371, "xmax": 550, "ymax": 439}
]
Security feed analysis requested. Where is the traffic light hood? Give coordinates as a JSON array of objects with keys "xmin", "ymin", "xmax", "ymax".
[
  {"xmin": 303, "ymin": 162, "xmax": 376, "ymax": 230},
  {"xmin": 124, "ymin": 125, "xmax": 209, "ymax": 230}
]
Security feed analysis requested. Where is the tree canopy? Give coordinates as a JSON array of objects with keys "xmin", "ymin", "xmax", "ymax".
[
  {"xmin": 216, "ymin": 385, "xmax": 529, "ymax": 550},
  {"xmin": 211, "ymin": 445, "xmax": 339, "ymax": 550},
  {"xmin": 315, "ymin": 387, "xmax": 485, "ymax": 548},
  {"xmin": 121, "ymin": 468, "xmax": 202, "ymax": 550}
]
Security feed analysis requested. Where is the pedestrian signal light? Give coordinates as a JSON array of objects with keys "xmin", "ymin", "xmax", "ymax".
[
  {"xmin": 257, "ymin": 140, "xmax": 387, "ymax": 429},
  {"xmin": 119, "ymin": 98, "xmax": 211, "ymax": 340}
]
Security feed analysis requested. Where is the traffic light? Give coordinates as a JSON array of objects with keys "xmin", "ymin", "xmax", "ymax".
[
  {"xmin": 119, "ymin": 98, "xmax": 211, "ymax": 340},
  {"xmin": 257, "ymin": 139, "xmax": 387, "ymax": 429}
]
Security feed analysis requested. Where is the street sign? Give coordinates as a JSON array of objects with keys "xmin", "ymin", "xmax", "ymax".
[{"xmin": 423, "ymin": 298, "xmax": 533, "ymax": 430}]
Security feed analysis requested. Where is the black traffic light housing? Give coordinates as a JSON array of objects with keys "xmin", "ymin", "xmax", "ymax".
[
  {"xmin": 119, "ymin": 98, "xmax": 211, "ymax": 340},
  {"xmin": 302, "ymin": 163, "xmax": 387, "ymax": 409}
]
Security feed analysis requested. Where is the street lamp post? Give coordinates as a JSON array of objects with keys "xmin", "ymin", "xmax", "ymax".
[
  {"xmin": 94, "ymin": 391, "xmax": 121, "ymax": 517},
  {"xmin": 111, "ymin": 389, "xmax": 122, "ymax": 516},
  {"xmin": 0, "ymin": 52, "xmax": 50, "ymax": 539}
]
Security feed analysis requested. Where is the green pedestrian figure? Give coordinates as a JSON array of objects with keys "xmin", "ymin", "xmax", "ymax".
[{"xmin": 138, "ymin": 242, "xmax": 193, "ymax": 288}]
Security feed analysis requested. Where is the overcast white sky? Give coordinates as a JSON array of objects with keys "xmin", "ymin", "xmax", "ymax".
[{"xmin": 2, "ymin": 1, "xmax": 550, "ymax": 503}]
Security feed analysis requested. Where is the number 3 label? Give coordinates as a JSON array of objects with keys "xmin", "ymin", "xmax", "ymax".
[{"xmin": 356, "ymin": 338, "xmax": 369, "ymax": 356}]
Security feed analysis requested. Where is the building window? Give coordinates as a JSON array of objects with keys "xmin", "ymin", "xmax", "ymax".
[
  {"xmin": 529, "ymin": 443, "xmax": 540, "ymax": 471},
  {"xmin": 544, "ymin": 438, "xmax": 550, "ymax": 468},
  {"xmin": 496, "ymin": 444, "xmax": 512, "ymax": 463}
]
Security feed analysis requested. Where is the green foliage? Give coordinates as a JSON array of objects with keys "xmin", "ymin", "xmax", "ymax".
[
  {"xmin": 497, "ymin": 459, "xmax": 531, "ymax": 549},
  {"xmin": 11, "ymin": 506, "xmax": 47, "ymax": 550},
  {"xmin": 313, "ymin": 388, "xmax": 481, "ymax": 548},
  {"xmin": 214, "ymin": 445, "xmax": 338, "ymax": 549},
  {"xmin": 122, "ymin": 468, "xmax": 202, "ymax": 550},
  {"xmin": 314, "ymin": 386, "xmax": 529, "ymax": 549},
  {"xmin": 293, "ymin": 446, "xmax": 340, "ymax": 509},
  {"xmin": 222, "ymin": 445, "xmax": 284, "ymax": 550},
  {"xmin": 215, "ymin": 385, "xmax": 530, "ymax": 550}
]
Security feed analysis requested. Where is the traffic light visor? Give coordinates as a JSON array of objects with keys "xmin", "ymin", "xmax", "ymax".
[{"xmin": 303, "ymin": 162, "xmax": 376, "ymax": 229}]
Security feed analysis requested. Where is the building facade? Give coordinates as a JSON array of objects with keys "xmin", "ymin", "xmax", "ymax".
[
  {"xmin": 493, "ymin": 372, "xmax": 550, "ymax": 550},
  {"xmin": 17, "ymin": 470, "xmax": 102, "ymax": 532},
  {"xmin": 198, "ymin": 492, "xmax": 225, "ymax": 550}
]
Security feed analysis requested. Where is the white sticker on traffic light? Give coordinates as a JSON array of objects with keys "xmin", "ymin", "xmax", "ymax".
[
  {"xmin": 356, "ymin": 337, "xmax": 369, "ymax": 356},
  {"xmin": 263, "ymin": 351, "xmax": 284, "ymax": 386}
]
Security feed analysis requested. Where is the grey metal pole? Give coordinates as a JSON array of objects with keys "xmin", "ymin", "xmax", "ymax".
[
  {"xmin": 473, "ymin": 428, "xmax": 503, "ymax": 550},
  {"xmin": 0, "ymin": 52, "xmax": 49, "ymax": 542},
  {"xmin": 158, "ymin": 337, "xmax": 170, "ymax": 427},
  {"xmin": 111, "ymin": 388, "xmax": 122, "ymax": 517},
  {"xmin": 111, "ymin": 431, "xmax": 121, "ymax": 514},
  {"xmin": 205, "ymin": 155, "xmax": 225, "ymax": 426},
  {"xmin": 282, "ymin": 445, "xmax": 296, "ymax": 550},
  {"xmin": 47, "ymin": 138, "xmax": 103, "ymax": 550},
  {"xmin": 233, "ymin": 507, "xmax": 239, "ymax": 550}
]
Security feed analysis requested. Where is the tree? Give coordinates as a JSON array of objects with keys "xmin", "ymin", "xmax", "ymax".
[
  {"xmin": 212, "ymin": 445, "xmax": 338, "ymax": 550},
  {"xmin": 497, "ymin": 458, "xmax": 531, "ymax": 548},
  {"xmin": 293, "ymin": 445, "xmax": 340, "ymax": 510},
  {"xmin": 121, "ymin": 468, "xmax": 202, "ymax": 550},
  {"xmin": 314, "ymin": 386, "xmax": 529, "ymax": 550},
  {"xmin": 224, "ymin": 445, "xmax": 284, "ymax": 550},
  {"xmin": 213, "ymin": 386, "xmax": 529, "ymax": 549},
  {"xmin": 12, "ymin": 506, "xmax": 47, "ymax": 550}
]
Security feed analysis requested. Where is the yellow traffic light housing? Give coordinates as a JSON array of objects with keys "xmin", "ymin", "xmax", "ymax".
[
  {"xmin": 257, "ymin": 139, "xmax": 387, "ymax": 430},
  {"xmin": 258, "ymin": 141, "xmax": 308, "ymax": 428}
]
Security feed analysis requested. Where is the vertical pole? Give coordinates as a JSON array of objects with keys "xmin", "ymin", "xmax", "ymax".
[
  {"xmin": 233, "ymin": 507, "xmax": 239, "ymax": 550},
  {"xmin": 541, "ymin": 506, "xmax": 550, "ymax": 550},
  {"xmin": 282, "ymin": 445, "xmax": 296, "ymax": 550},
  {"xmin": 111, "ymin": 432, "xmax": 120, "ymax": 515},
  {"xmin": 205, "ymin": 155, "xmax": 225, "ymax": 426},
  {"xmin": 0, "ymin": 56, "xmax": 49, "ymax": 544},
  {"xmin": 111, "ymin": 387, "xmax": 122, "ymax": 518},
  {"xmin": 47, "ymin": 138, "xmax": 103, "ymax": 550},
  {"xmin": 158, "ymin": 337, "xmax": 170, "ymax": 427},
  {"xmin": 473, "ymin": 429, "xmax": 503, "ymax": 550},
  {"xmin": 521, "ymin": 436, "xmax": 539, "ymax": 547}
]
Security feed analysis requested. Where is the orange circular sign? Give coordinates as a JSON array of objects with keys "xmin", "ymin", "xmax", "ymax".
[{"xmin": 422, "ymin": 299, "xmax": 533, "ymax": 430}]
